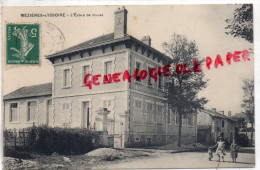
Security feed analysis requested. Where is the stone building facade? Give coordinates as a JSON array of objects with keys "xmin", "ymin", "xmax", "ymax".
[
  {"xmin": 197, "ymin": 108, "xmax": 236, "ymax": 145},
  {"xmin": 3, "ymin": 83, "xmax": 52, "ymax": 130}
]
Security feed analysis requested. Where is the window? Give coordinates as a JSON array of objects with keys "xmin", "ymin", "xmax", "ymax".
[
  {"xmin": 82, "ymin": 101, "xmax": 90, "ymax": 128},
  {"xmin": 103, "ymin": 100, "xmax": 112, "ymax": 109},
  {"xmin": 63, "ymin": 69, "xmax": 71, "ymax": 87},
  {"xmin": 158, "ymin": 75, "xmax": 162, "ymax": 89},
  {"xmin": 222, "ymin": 120, "xmax": 225, "ymax": 128},
  {"xmin": 105, "ymin": 61, "xmax": 112, "ymax": 75},
  {"xmin": 147, "ymin": 103, "xmax": 153, "ymax": 123},
  {"xmin": 82, "ymin": 65, "xmax": 90, "ymax": 84},
  {"xmin": 10, "ymin": 103, "xmax": 18, "ymax": 122},
  {"xmin": 157, "ymin": 105, "xmax": 163, "ymax": 124},
  {"xmin": 167, "ymin": 110, "xmax": 171, "ymax": 124},
  {"xmin": 147, "ymin": 103, "xmax": 153, "ymax": 111},
  {"xmin": 107, "ymin": 121, "xmax": 114, "ymax": 135},
  {"xmin": 188, "ymin": 114, "xmax": 194, "ymax": 126},
  {"xmin": 28, "ymin": 101, "xmax": 37, "ymax": 121},
  {"xmin": 147, "ymin": 67, "xmax": 152, "ymax": 86},
  {"xmin": 62, "ymin": 102, "xmax": 71, "ymax": 124},
  {"xmin": 136, "ymin": 62, "xmax": 142, "ymax": 82},
  {"xmin": 135, "ymin": 100, "xmax": 142, "ymax": 109}
]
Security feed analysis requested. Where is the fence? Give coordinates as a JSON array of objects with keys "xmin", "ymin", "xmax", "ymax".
[
  {"xmin": 4, "ymin": 128, "xmax": 30, "ymax": 149},
  {"xmin": 4, "ymin": 126, "xmax": 104, "ymax": 155}
]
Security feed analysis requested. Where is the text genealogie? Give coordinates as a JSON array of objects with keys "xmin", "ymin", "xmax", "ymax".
[{"xmin": 84, "ymin": 50, "xmax": 251, "ymax": 90}]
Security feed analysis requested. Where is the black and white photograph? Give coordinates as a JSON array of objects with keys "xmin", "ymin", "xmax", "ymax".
[{"xmin": 1, "ymin": 2, "xmax": 257, "ymax": 169}]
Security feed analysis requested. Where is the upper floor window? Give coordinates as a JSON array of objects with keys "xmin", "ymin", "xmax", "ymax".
[
  {"xmin": 136, "ymin": 62, "xmax": 142, "ymax": 82},
  {"xmin": 82, "ymin": 65, "xmax": 90, "ymax": 84},
  {"xmin": 103, "ymin": 100, "xmax": 112, "ymax": 109},
  {"xmin": 147, "ymin": 67, "xmax": 152, "ymax": 86},
  {"xmin": 158, "ymin": 75, "xmax": 162, "ymax": 89},
  {"xmin": 105, "ymin": 61, "xmax": 112, "ymax": 75},
  {"xmin": 9, "ymin": 103, "xmax": 18, "ymax": 122},
  {"xmin": 63, "ymin": 69, "xmax": 71, "ymax": 88},
  {"xmin": 27, "ymin": 101, "xmax": 37, "ymax": 121},
  {"xmin": 222, "ymin": 120, "xmax": 225, "ymax": 128}
]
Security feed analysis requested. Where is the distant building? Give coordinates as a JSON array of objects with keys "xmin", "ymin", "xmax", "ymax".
[
  {"xmin": 3, "ymin": 83, "xmax": 52, "ymax": 129},
  {"xmin": 232, "ymin": 112, "xmax": 254, "ymax": 144},
  {"xmin": 3, "ymin": 7, "xmax": 197, "ymax": 148},
  {"xmin": 197, "ymin": 108, "xmax": 236, "ymax": 145}
]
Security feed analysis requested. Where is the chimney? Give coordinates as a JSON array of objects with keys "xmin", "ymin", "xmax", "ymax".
[
  {"xmin": 228, "ymin": 111, "xmax": 232, "ymax": 117},
  {"xmin": 211, "ymin": 108, "xmax": 216, "ymax": 112},
  {"xmin": 141, "ymin": 36, "xmax": 151, "ymax": 46},
  {"xmin": 114, "ymin": 6, "xmax": 128, "ymax": 39}
]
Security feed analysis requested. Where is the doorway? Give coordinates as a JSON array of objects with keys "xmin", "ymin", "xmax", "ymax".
[{"xmin": 82, "ymin": 101, "xmax": 90, "ymax": 129}]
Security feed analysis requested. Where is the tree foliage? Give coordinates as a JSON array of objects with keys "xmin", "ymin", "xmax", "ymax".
[
  {"xmin": 225, "ymin": 4, "xmax": 253, "ymax": 43},
  {"xmin": 163, "ymin": 34, "xmax": 208, "ymax": 146},
  {"xmin": 241, "ymin": 78, "xmax": 254, "ymax": 145},
  {"xmin": 241, "ymin": 79, "xmax": 254, "ymax": 122},
  {"xmin": 236, "ymin": 117, "xmax": 247, "ymax": 130}
]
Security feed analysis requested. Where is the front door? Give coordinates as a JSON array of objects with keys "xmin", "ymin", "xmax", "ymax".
[{"xmin": 82, "ymin": 101, "xmax": 90, "ymax": 129}]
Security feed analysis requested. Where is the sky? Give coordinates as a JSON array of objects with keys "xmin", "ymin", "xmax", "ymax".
[{"xmin": 2, "ymin": 5, "xmax": 254, "ymax": 116}]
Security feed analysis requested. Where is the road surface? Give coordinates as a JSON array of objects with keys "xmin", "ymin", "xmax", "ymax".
[{"xmin": 97, "ymin": 151, "xmax": 255, "ymax": 169}]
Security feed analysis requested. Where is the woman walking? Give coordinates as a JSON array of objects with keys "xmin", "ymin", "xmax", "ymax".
[{"xmin": 212, "ymin": 137, "xmax": 226, "ymax": 162}]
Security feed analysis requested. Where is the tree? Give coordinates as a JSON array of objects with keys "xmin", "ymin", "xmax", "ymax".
[
  {"xmin": 236, "ymin": 117, "xmax": 247, "ymax": 131},
  {"xmin": 225, "ymin": 4, "xmax": 253, "ymax": 43},
  {"xmin": 163, "ymin": 34, "xmax": 208, "ymax": 146},
  {"xmin": 241, "ymin": 79, "xmax": 254, "ymax": 146}
]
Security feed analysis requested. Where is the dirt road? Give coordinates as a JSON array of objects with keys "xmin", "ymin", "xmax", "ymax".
[{"xmin": 97, "ymin": 151, "xmax": 255, "ymax": 169}]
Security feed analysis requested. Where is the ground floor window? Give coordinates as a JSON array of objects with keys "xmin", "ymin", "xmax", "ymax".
[
  {"xmin": 82, "ymin": 101, "xmax": 90, "ymax": 128},
  {"xmin": 27, "ymin": 101, "xmax": 37, "ymax": 121},
  {"xmin": 187, "ymin": 114, "xmax": 194, "ymax": 126},
  {"xmin": 157, "ymin": 105, "xmax": 163, "ymax": 124},
  {"xmin": 10, "ymin": 103, "xmax": 18, "ymax": 122}
]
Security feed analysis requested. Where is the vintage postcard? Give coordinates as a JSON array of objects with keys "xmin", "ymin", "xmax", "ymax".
[{"xmin": 1, "ymin": 4, "xmax": 256, "ymax": 169}]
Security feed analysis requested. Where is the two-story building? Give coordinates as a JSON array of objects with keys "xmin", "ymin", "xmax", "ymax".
[
  {"xmin": 3, "ymin": 7, "xmax": 197, "ymax": 148},
  {"xmin": 197, "ymin": 108, "xmax": 236, "ymax": 145}
]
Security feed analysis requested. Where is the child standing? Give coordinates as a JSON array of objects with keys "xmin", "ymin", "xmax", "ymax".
[
  {"xmin": 208, "ymin": 147, "xmax": 213, "ymax": 161},
  {"xmin": 230, "ymin": 140, "xmax": 240, "ymax": 163}
]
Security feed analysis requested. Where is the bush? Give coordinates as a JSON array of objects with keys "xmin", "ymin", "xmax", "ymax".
[
  {"xmin": 4, "ymin": 147, "xmax": 33, "ymax": 159},
  {"xmin": 236, "ymin": 133, "xmax": 249, "ymax": 147},
  {"xmin": 5, "ymin": 126, "xmax": 103, "ymax": 155}
]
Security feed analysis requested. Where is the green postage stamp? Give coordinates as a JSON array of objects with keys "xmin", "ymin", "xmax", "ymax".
[{"xmin": 6, "ymin": 24, "xmax": 40, "ymax": 65}]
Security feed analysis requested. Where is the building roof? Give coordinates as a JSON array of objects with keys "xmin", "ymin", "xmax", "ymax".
[
  {"xmin": 202, "ymin": 109, "xmax": 235, "ymax": 121},
  {"xmin": 45, "ymin": 33, "xmax": 173, "ymax": 63},
  {"xmin": 3, "ymin": 83, "xmax": 52, "ymax": 100},
  {"xmin": 47, "ymin": 33, "xmax": 115, "ymax": 58}
]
